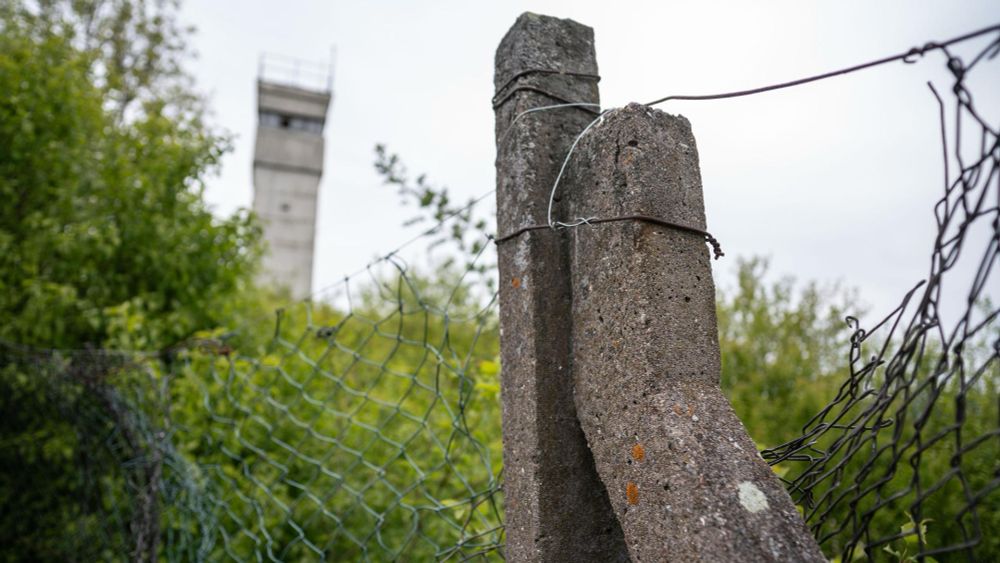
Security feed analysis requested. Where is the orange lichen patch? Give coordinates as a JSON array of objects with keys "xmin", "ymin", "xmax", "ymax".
[
  {"xmin": 631, "ymin": 443, "xmax": 645, "ymax": 462},
  {"xmin": 626, "ymin": 482, "xmax": 639, "ymax": 505},
  {"xmin": 511, "ymin": 277, "xmax": 521, "ymax": 288}
]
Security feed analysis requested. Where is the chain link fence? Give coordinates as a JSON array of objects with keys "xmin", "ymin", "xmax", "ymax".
[
  {"xmin": 1, "ymin": 23, "xmax": 998, "ymax": 563},
  {"xmin": 764, "ymin": 34, "xmax": 1000, "ymax": 561},
  {"xmin": 1, "ymin": 250, "xmax": 505, "ymax": 562}
]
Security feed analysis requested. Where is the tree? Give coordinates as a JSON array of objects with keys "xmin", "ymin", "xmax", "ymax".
[
  {"xmin": 717, "ymin": 257, "xmax": 857, "ymax": 448},
  {"xmin": 0, "ymin": 3, "xmax": 260, "ymax": 560},
  {"xmin": 718, "ymin": 258, "xmax": 999, "ymax": 561},
  {"xmin": 0, "ymin": 1, "xmax": 261, "ymax": 351},
  {"xmin": 5, "ymin": 0, "xmax": 198, "ymax": 121}
]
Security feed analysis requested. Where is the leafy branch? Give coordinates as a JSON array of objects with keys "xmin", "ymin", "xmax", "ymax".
[{"xmin": 373, "ymin": 144, "xmax": 496, "ymax": 291}]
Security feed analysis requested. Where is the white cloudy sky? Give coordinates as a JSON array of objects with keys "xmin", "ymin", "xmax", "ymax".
[{"xmin": 183, "ymin": 0, "xmax": 999, "ymax": 319}]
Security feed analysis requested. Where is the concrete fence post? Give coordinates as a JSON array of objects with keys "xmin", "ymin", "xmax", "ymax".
[
  {"xmin": 493, "ymin": 12, "xmax": 630, "ymax": 562},
  {"xmin": 565, "ymin": 103, "xmax": 826, "ymax": 561}
]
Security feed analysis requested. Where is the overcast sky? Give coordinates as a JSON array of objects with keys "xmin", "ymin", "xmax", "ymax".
[{"xmin": 183, "ymin": 0, "xmax": 998, "ymax": 320}]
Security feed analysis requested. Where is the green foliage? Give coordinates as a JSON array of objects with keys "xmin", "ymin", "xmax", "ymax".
[
  {"xmin": 8, "ymin": 0, "xmax": 197, "ymax": 120},
  {"xmin": 166, "ymin": 270, "xmax": 502, "ymax": 560},
  {"xmin": 0, "ymin": 2, "xmax": 261, "ymax": 560},
  {"xmin": 0, "ymin": 5, "xmax": 261, "ymax": 350},
  {"xmin": 823, "ymin": 348, "xmax": 1000, "ymax": 562},
  {"xmin": 717, "ymin": 257, "xmax": 857, "ymax": 448},
  {"xmin": 0, "ymin": 356, "xmax": 107, "ymax": 561},
  {"xmin": 718, "ymin": 258, "xmax": 999, "ymax": 562},
  {"xmin": 374, "ymin": 145, "xmax": 496, "ymax": 292},
  {"xmin": 5, "ymin": 241, "xmax": 995, "ymax": 560}
]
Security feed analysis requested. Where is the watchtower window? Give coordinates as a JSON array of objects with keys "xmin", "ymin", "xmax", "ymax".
[{"xmin": 259, "ymin": 111, "xmax": 324, "ymax": 134}]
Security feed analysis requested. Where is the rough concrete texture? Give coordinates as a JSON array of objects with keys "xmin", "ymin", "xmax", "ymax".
[
  {"xmin": 253, "ymin": 80, "xmax": 329, "ymax": 299},
  {"xmin": 567, "ymin": 103, "xmax": 826, "ymax": 562},
  {"xmin": 494, "ymin": 13, "xmax": 630, "ymax": 563}
]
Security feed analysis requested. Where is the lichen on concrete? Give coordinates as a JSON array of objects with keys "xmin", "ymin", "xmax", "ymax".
[{"xmin": 738, "ymin": 481, "xmax": 770, "ymax": 514}]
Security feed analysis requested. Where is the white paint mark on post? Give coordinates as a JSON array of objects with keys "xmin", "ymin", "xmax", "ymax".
[{"xmin": 738, "ymin": 482, "xmax": 769, "ymax": 513}]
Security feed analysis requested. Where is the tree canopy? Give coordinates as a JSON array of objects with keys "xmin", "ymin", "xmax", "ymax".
[
  {"xmin": 0, "ymin": 2, "xmax": 261, "ymax": 350},
  {"xmin": 0, "ymin": 3, "xmax": 261, "ymax": 559}
]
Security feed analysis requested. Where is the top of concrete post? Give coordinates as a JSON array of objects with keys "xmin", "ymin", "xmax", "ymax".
[{"xmin": 495, "ymin": 13, "xmax": 599, "ymax": 92}]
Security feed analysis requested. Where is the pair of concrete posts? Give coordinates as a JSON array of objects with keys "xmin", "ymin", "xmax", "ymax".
[{"xmin": 494, "ymin": 13, "xmax": 825, "ymax": 562}]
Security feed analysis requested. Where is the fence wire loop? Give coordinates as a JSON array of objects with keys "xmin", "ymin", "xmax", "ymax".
[
  {"xmin": 491, "ymin": 67, "xmax": 601, "ymax": 110},
  {"xmin": 494, "ymin": 214, "xmax": 725, "ymax": 260}
]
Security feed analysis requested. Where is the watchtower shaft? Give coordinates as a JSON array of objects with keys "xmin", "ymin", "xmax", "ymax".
[{"xmin": 252, "ymin": 55, "xmax": 332, "ymax": 299}]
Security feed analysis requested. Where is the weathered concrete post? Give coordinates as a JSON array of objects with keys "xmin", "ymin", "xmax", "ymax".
[
  {"xmin": 566, "ymin": 103, "xmax": 826, "ymax": 561},
  {"xmin": 493, "ymin": 13, "xmax": 629, "ymax": 562}
]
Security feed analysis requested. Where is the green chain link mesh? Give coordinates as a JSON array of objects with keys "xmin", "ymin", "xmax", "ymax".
[{"xmin": 0, "ymin": 251, "xmax": 504, "ymax": 562}]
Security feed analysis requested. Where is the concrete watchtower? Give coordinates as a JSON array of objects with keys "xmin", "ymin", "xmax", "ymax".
[{"xmin": 252, "ymin": 54, "xmax": 332, "ymax": 299}]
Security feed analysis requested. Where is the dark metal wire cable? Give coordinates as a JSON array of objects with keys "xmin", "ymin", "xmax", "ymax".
[
  {"xmin": 495, "ymin": 214, "xmax": 724, "ymax": 260},
  {"xmin": 760, "ymin": 35, "xmax": 1000, "ymax": 561},
  {"xmin": 644, "ymin": 23, "xmax": 1000, "ymax": 107},
  {"xmin": 492, "ymin": 85, "xmax": 602, "ymax": 113},
  {"xmin": 491, "ymin": 67, "xmax": 601, "ymax": 109}
]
